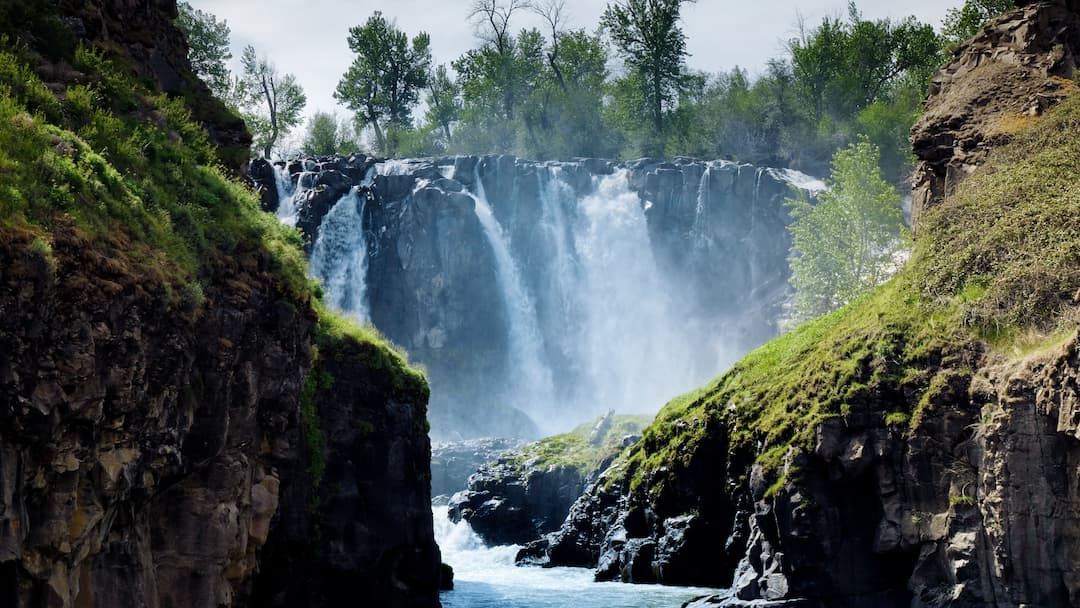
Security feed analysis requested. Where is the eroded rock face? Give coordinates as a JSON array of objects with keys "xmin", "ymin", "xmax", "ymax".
[
  {"xmin": 0, "ymin": 229, "xmax": 312, "ymax": 607},
  {"xmin": 447, "ymin": 458, "xmax": 587, "ymax": 547},
  {"xmin": 251, "ymin": 339, "xmax": 441, "ymax": 608},
  {"xmin": 910, "ymin": 0, "xmax": 1080, "ymax": 225}
]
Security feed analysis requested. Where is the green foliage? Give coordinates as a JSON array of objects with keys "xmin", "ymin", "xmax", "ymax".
[
  {"xmin": 239, "ymin": 45, "xmax": 307, "ymax": 159},
  {"xmin": 0, "ymin": 43, "xmax": 312, "ymax": 302},
  {"xmin": 942, "ymin": 0, "xmax": 1015, "ymax": 50},
  {"xmin": 916, "ymin": 95, "xmax": 1080, "ymax": 333},
  {"xmin": 175, "ymin": 2, "xmax": 233, "ymax": 99},
  {"xmin": 949, "ymin": 494, "xmax": 977, "ymax": 507},
  {"xmin": 884, "ymin": 411, "xmax": 909, "ymax": 426},
  {"xmin": 425, "ymin": 64, "xmax": 462, "ymax": 145},
  {"xmin": 335, "ymin": 11, "xmax": 431, "ymax": 155},
  {"xmin": 301, "ymin": 111, "xmax": 360, "ymax": 156},
  {"xmin": 601, "ymin": 0, "xmax": 694, "ymax": 155},
  {"xmin": 313, "ymin": 300, "xmax": 429, "ymax": 398},
  {"xmin": 787, "ymin": 141, "xmax": 909, "ymax": 323}
]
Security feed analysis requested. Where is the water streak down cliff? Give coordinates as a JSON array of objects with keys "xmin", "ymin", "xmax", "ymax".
[{"xmin": 252, "ymin": 155, "xmax": 824, "ymax": 440}]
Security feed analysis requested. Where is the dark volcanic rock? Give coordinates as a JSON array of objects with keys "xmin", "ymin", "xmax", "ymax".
[
  {"xmin": 431, "ymin": 438, "xmax": 524, "ymax": 498},
  {"xmin": 448, "ymin": 458, "xmax": 584, "ymax": 546},
  {"xmin": 251, "ymin": 337, "xmax": 440, "ymax": 608}
]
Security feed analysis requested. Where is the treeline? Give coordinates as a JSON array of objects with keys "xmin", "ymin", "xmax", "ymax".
[{"xmin": 179, "ymin": 0, "xmax": 1014, "ymax": 181}]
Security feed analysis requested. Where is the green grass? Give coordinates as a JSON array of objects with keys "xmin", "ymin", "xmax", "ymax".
[
  {"xmin": 620, "ymin": 93, "xmax": 1080, "ymax": 503},
  {"xmin": 0, "ymin": 42, "xmax": 311, "ymax": 304},
  {"xmin": 510, "ymin": 414, "xmax": 653, "ymax": 476}
]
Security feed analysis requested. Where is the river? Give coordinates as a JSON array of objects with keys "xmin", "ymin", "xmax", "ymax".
[{"xmin": 433, "ymin": 506, "xmax": 724, "ymax": 608}]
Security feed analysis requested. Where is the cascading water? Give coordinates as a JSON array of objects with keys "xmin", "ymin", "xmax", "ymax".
[
  {"xmin": 272, "ymin": 163, "xmax": 297, "ymax": 226},
  {"xmin": 434, "ymin": 505, "xmax": 721, "ymax": 607},
  {"xmin": 309, "ymin": 187, "xmax": 372, "ymax": 321},
  {"xmin": 566, "ymin": 170, "xmax": 697, "ymax": 413},
  {"xmin": 469, "ymin": 168, "xmax": 555, "ymax": 427}
]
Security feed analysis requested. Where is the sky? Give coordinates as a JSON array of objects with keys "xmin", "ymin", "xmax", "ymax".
[{"xmin": 191, "ymin": 0, "xmax": 965, "ymax": 129}]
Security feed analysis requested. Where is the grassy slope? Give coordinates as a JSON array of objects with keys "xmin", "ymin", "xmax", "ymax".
[
  {"xmin": 0, "ymin": 25, "xmax": 426, "ymax": 424},
  {"xmin": 621, "ymin": 94, "xmax": 1080, "ymax": 500}
]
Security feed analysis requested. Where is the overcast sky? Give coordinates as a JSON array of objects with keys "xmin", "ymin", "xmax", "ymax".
[{"xmin": 191, "ymin": 0, "xmax": 964, "ymax": 127}]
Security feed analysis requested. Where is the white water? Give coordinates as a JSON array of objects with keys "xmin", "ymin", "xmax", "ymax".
[
  {"xmin": 309, "ymin": 188, "xmax": 371, "ymax": 321},
  {"xmin": 569, "ymin": 170, "xmax": 696, "ymax": 413},
  {"xmin": 470, "ymin": 168, "xmax": 555, "ymax": 428},
  {"xmin": 434, "ymin": 506, "xmax": 722, "ymax": 608},
  {"xmin": 272, "ymin": 164, "xmax": 297, "ymax": 226}
]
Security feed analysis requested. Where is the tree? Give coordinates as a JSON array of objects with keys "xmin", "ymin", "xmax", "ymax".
[
  {"xmin": 453, "ymin": 28, "xmax": 545, "ymax": 154},
  {"xmin": 425, "ymin": 64, "xmax": 461, "ymax": 143},
  {"xmin": 601, "ymin": 0, "xmax": 695, "ymax": 154},
  {"xmin": 239, "ymin": 45, "xmax": 306, "ymax": 159},
  {"xmin": 175, "ymin": 2, "xmax": 233, "ymax": 100},
  {"xmin": 335, "ymin": 12, "xmax": 431, "ymax": 154},
  {"xmin": 302, "ymin": 111, "xmax": 359, "ymax": 156},
  {"xmin": 786, "ymin": 141, "xmax": 909, "ymax": 323},
  {"xmin": 942, "ymin": 0, "xmax": 1015, "ymax": 49}
]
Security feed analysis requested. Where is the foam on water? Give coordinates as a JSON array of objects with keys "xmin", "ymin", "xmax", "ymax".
[{"xmin": 434, "ymin": 506, "xmax": 724, "ymax": 608}]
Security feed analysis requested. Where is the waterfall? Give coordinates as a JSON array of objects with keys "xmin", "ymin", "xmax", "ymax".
[
  {"xmin": 691, "ymin": 161, "xmax": 715, "ymax": 251},
  {"xmin": 281, "ymin": 154, "xmax": 827, "ymax": 439},
  {"xmin": 470, "ymin": 167, "xmax": 555, "ymax": 429},
  {"xmin": 570, "ymin": 170, "xmax": 697, "ymax": 413},
  {"xmin": 272, "ymin": 164, "xmax": 297, "ymax": 227},
  {"xmin": 309, "ymin": 187, "xmax": 371, "ymax": 321}
]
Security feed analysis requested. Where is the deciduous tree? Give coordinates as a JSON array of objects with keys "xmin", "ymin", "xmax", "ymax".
[
  {"xmin": 335, "ymin": 12, "xmax": 431, "ymax": 154},
  {"xmin": 601, "ymin": 0, "xmax": 694, "ymax": 154},
  {"xmin": 239, "ymin": 45, "xmax": 306, "ymax": 159},
  {"xmin": 786, "ymin": 141, "xmax": 909, "ymax": 322}
]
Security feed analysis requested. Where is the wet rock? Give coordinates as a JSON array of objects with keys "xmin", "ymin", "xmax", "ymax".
[{"xmin": 431, "ymin": 438, "xmax": 524, "ymax": 498}]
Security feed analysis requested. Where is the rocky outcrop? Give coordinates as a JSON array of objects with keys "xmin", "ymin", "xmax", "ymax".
[
  {"xmin": 251, "ymin": 337, "xmax": 441, "ymax": 608},
  {"xmin": 446, "ymin": 414, "xmax": 647, "ymax": 547},
  {"xmin": 0, "ymin": 224, "xmax": 441, "ymax": 608},
  {"xmin": 431, "ymin": 438, "xmax": 523, "ymax": 498},
  {"xmin": 251, "ymin": 155, "xmax": 823, "ymax": 440},
  {"xmin": 0, "ymin": 2, "xmax": 440, "ymax": 607},
  {"xmin": 447, "ymin": 458, "xmax": 584, "ymax": 547},
  {"xmin": 0, "ymin": 228, "xmax": 311, "ymax": 607},
  {"xmin": 910, "ymin": 0, "xmax": 1080, "ymax": 224}
]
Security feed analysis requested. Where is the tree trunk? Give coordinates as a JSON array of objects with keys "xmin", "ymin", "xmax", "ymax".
[{"xmin": 372, "ymin": 119, "xmax": 387, "ymax": 155}]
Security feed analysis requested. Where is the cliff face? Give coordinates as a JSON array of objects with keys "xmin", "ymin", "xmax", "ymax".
[
  {"xmin": 0, "ymin": 2, "xmax": 439, "ymax": 607},
  {"xmin": 252, "ymin": 154, "xmax": 824, "ymax": 440},
  {"xmin": 525, "ymin": 3, "xmax": 1080, "ymax": 607},
  {"xmin": 0, "ymin": 229, "xmax": 314, "ymax": 608},
  {"xmin": 911, "ymin": 0, "xmax": 1080, "ymax": 223}
]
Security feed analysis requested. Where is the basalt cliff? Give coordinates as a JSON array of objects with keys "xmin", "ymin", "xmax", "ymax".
[
  {"xmin": 518, "ymin": 2, "xmax": 1080, "ymax": 607},
  {"xmin": 0, "ymin": 2, "xmax": 440, "ymax": 607}
]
